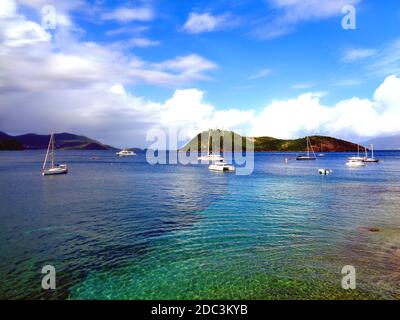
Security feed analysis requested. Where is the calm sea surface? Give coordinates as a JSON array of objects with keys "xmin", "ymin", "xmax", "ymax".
[{"xmin": 1, "ymin": 150, "xmax": 400, "ymax": 299}]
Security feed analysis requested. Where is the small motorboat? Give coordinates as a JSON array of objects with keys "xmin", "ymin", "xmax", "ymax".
[
  {"xmin": 208, "ymin": 161, "xmax": 235, "ymax": 172},
  {"xmin": 42, "ymin": 130, "xmax": 68, "ymax": 176},
  {"xmin": 116, "ymin": 149, "xmax": 136, "ymax": 157}
]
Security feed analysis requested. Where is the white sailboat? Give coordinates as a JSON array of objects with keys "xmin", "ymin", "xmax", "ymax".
[
  {"xmin": 347, "ymin": 143, "xmax": 366, "ymax": 162},
  {"xmin": 363, "ymin": 144, "xmax": 379, "ymax": 163},
  {"xmin": 346, "ymin": 142, "xmax": 366, "ymax": 167},
  {"xmin": 42, "ymin": 130, "xmax": 68, "ymax": 176},
  {"xmin": 296, "ymin": 136, "xmax": 316, "ymax": 160},
  {"xmin": 198, "ymin": 129, "xmax": 224, "ymax": 162}
]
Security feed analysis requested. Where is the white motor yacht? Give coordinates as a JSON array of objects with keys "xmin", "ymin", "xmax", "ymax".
[{"xmin": 116, "ymin": 149, "xmax": 136, "ymax": 157}]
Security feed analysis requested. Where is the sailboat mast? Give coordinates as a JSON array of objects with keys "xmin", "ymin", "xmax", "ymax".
[
  {"xmin": 307, "ymin": 137, "xmax": 310, "ymax": 157},
  {"xmin": 371, "ymin": 144, "xmax": 374, "ymax": 159},
  {"xmin": 51, "ymin": 130, "xmax": 55, "ymax": 168},
  {"xmin": 43, "ymin": 133, "xmax": 52, "ymax": 170},
  {"xmin": 208, "ymin": 129, "xmax": 211, "ymax": 156},
  {"xmin": 309, "ymin": 137, "xmax": 316, "ymax": 157}
]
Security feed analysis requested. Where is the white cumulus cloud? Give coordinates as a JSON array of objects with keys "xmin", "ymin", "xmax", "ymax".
[{"xmin": 251, "ymin": 75, "xmax": 400, "ymax": 140}]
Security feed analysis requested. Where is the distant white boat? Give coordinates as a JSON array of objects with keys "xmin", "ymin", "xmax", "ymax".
[
  {"xmin": 318, "ymin": 143, "xmax": 325, "ymax": 157},
  {"xmin": 198, "ymin": 129, "xmax": 224, "ymax": 162},
  {"xmin": 296, "ymin": 136, "xmax": 316, "ymax": 160},
  {"xmin": 198, "ymin": 154, "xmax": 224, "ymax": 161},
  {"xmin": 208, "ymin": 160, "xmax": 235, "ymax": 172},
  {"xmin": 363, "ymin": 144, "xmax": 379, "ymax": 163},
  {"xmin": 116, "ymin": 149, "xmax": 136, "ymax": 157},
  {"xmin": 42, "ymin": 130, "xmax": 68, "ymax": 176}
]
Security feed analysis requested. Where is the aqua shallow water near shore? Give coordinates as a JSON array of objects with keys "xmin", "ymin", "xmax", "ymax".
[{"xmin": 1, "ymin": 150, "xmax": 400, "ymax": 299}]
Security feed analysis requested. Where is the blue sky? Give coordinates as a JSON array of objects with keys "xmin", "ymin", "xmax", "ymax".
[
  {"xmin": 1, "ymin": 0, "xmax": 400, "ymax": 147},
  {"xmin": 69, "ymin": 0, "xmax": 400, "ymax": 108}
]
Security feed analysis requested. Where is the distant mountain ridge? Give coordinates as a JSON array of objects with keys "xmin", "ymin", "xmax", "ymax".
[
  {"xmin": 362, "ymin": 135, "xmax": 400, "ymax": 150},
  {"xmin": 180, "ymin": 130, "xmax": 364, "ymax": 152},
  {"xmin": 0, "ymin": 131, "xmax": 116, "ymax": 151}
]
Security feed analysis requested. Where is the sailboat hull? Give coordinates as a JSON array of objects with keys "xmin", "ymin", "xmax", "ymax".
[
  {"xmin": 42, "ymin": 165, "xmax": 68, "ymax": 176},
  {"xmin": 296, "ymin": 156, "xmax": 316, "ymax": 160},
  {"xmin": 363, "ymin": 159, "xmax": 379, "ymax": 163}
]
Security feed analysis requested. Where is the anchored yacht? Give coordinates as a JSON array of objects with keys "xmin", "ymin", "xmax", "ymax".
[
  {"xmin": 208, "ymin": 160, "xmax": 235, "ymax": 172},
  {"xmin": 296, "ymin": 136, "xmax": 316, "ymax": 160},
  {"xmin": 116, "ymin": 149, "xmax": 136, "ymax": 157},
  {"xmin": 363, "ymin": 144, "xmax": 379, "ymax": 163},
  {"xmin": 42, "ymin": 130, "xmax": 68, "ymax": 176},
  {"xmin": 198, "ymin": 129, "xmax": 224, "ymax": 162},
  {"xmin": 346, "ymin": 158, "xmax": 366, "ymax": 167}
]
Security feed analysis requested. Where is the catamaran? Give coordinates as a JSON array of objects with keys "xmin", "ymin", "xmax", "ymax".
[
  {"xmin": 208, "ymin": 160, "xmax": 235, "ymax": 172},
  {"xmin": 116, "ymin": 149, "xmax": 136, "ymax": 157},
  {"xmin": 347, "ymin": 142, "xmax": 366, "ymax": 162},
  {"xmin": 346, "ymin": 158, "xmax": 366, "ymax": 167},
  {"xmin": 346, "ymin": 142, "xmax": 367, "ymax": 166},
  {"xmin": 42, "ymin": 130, "xmax": 68, "ymax": 176},
  {"xmin": 363, "ymin": 144, "xmax": 379, "ymax": 163},
  {"xmin": 198, "ymin": 129, "xmax": 224, "ymax": 162},
  {"xmin": 296, "ymin": 136, "xmax": 316, "ymax": 160}
]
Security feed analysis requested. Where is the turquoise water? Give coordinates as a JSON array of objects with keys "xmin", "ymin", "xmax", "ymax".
[{"xmin": 1, "ymin": 151, "xmax": 400, "ymax": 299}]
